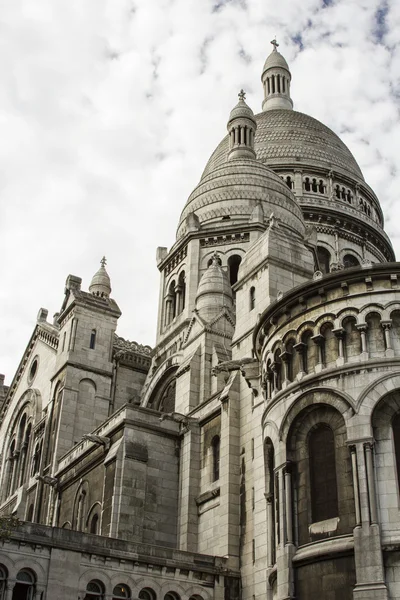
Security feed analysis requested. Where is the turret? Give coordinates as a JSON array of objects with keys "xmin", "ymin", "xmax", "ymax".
[
  {"xmin": 89, "ymin": 256, "xmax": 112, "ymax": 298},
  {"xmin": 227, "ymin": 90, "xmax": 257, "ymax": 160},
  {"xmin": 261, "ymin": 39, "xmax": 293, "ymax": 111}
]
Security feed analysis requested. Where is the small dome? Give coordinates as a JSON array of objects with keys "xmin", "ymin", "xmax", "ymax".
[
  {"xmin": 196, "ymin": 253, "xmax": 233, "ymax": 318},
  {"xmin": 228, "ymin": 90, "xmax": 256, "ymax": 124},
  {"xmin": 262, "ymin": 49, "xmax": 290, "ymax": 73},
  {"xmin": 177, "ymin": 158, "xmax": 306, "ymax": 239},
  {"xmin": 89, "ymin": 257, "xmax": 111, "ymax": 298}
]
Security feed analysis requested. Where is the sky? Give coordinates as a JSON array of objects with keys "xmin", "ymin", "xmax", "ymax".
[{"xmin": 1, "ymin": 0, "xmax": 400, "ymax": 383}]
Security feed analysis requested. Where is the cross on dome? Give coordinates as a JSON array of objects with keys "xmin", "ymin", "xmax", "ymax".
[
  {"xmin": 100, "ymin": 256, "xmax": 107, "ymax": 268},
  {"xmin": 238, "ymin": 89, "xmax": 246, "ymax": 101},
  {"xmin": 271, "ymin": 38, "xmax": 279, "ymax": 51}
]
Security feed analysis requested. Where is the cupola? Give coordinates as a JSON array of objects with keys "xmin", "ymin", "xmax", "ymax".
[
  {"xmin": 196, "ymin": 253, "xmax": 233, "ymax": 320},
  {"xmin": 261, "ymin": 39, "xmax": 293, "ymax": 111},
  {"xmin": 89, "ymin": 257, "xmax": 112, "ymax": 298},
  {"xmin": 227, "ymin": 90, "xmax": 257, "ymax": 160}
]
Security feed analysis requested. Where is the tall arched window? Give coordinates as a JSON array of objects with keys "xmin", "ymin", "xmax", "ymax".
[
  {"xmin": 177, "ymin": 271, "xmax": 186, "ymax": 314},
  {"xmin": 90, "ymin": 329, "xmax": 96, "ymax": 349},
  {"xmin": 343, "ymin": 316, "xmax": 361, "ymax": 359},
  {"xmin": 393, "ymin": 413, "xmax": 400, "ymax": 493},
  {"xmin": 228, "ymin": 255, "xmax": 242, "ymax": 286},
  {"xmin": 264, "ymin": 439, "xmax": 276, "ymax": 565},
  {"xmin": 249, "ymin": 286, "xmax": 255, "ymax": 311},
  {"xmin": 366, "ymin": 312, "xmax": 385, "ymax": 355},
  {"xmin": 12, "ymin": 569, "xmax": 36, "ymax": 600},
  {"xmin": 113, "ymin": 585, "xmax": 131, "ymax": 599},
  {"xmin": 316, "ymin": 246, "xmax": 331, "ymax": 275},
  {"xmin": 309, "ymin": 425, "xmax": 338, "ymax": 522},
  {"xmin": 84, "ymin": 580, "xmax": 105, "ymax": 600},
  {"xmin": 0, "ymin": 565, "xmax": 7, "ymax": 600},
  {"xmin": 211, "ymin": 435, "xmax": 220, "ymax": 482},
  {"xmin": 6, "ymin": 440, "xmax": 16, "ymax": 498},
  {"xmin": 18, "ymin": 423, "xmax": 32, "ymax": 487},
  {"xmin": 90, "ymin": 512, "xmax": 99, "ymax": 534}
]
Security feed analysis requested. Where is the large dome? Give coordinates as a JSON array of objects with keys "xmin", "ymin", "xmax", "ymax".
[{"xmin": 201, "ymin": 109, "xmax": 364, "ymax": 182}]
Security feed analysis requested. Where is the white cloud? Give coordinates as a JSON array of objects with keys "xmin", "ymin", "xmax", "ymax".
[{"xmin": 1, "ymin": 0, "xmax": 400, "ymax": 382}]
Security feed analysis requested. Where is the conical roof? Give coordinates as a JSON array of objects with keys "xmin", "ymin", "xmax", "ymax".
[
  {"xmin": 196, "ymin": 253, "xmax": 233, "ymax": 317},
  {"xmin": 89, "ymin": 257, "xmax": 111, "ymax": 298}
]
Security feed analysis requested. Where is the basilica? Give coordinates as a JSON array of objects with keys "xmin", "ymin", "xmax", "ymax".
[{"xmin": 1, "ymin": 41, "xmax": 400, "ymax": 599}]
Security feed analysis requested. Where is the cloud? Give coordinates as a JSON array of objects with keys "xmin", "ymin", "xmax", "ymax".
[{"xmin": 1, "ymin": 0, "xmax": 400, "ymax": 382}]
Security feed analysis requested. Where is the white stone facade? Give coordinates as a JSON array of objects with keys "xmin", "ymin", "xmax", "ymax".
[{"xmin": 0, "ymin": 43, "xmax": 399, "ymax": 600}]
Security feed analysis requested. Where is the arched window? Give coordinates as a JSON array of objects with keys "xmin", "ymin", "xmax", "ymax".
[
  {"xmin": 366, "ymin": 312, "xmax": 385, "ymax": 355},
  {"xmin": 12, "ymin": 569, "xmax": 36, "ymax": 600},
  {"xmin": 285, "ymin": 339, "xmax": 296, "ymax": 382},
  {"xmin": 165, "ymin": 281, "xmax": 176, "ymax": 326},
  {"xmin": 74, "ymin": 486, "xmax": 88, "ymax": 531},
  {"xmin": 139, "ymin": 588, "xmax": 156, "ymax": 600},
  {"xmin": 316, "ymin": 246, "xmax": 331, "ymax": 275},
  {"xmin": 301, "ymin": 331, "xmax": 318, "ymax": 374},
  {"xmin": 391, "ymin": 310, "xmax": 400, "ymax": 352},
  {"xmin": 273, "ymin": 349, "xmax": 282, "ymax": 391},
  {"xmin": 304, "ymin": 177, "xmax": 311, "ymax": 192},
  {"xmin": 31, "ymin": 439, "xmax": 43, "ymax": 477},
  {"xmin": 311, "ymin": 178, "xmax": 318, "ymax": 192},
  {"xmin": 249, "ymin": 286, "xmax": 255, "ymax": 311},
  {"xmin": 343, "ymin": 254, "xmax": 360, "ymax": 268},
  {"xmin": 343, "ymin": 316, "xmax": 361, "ymax": 359},
  {"xmin": 285, "ymin": 175, "xmax": 293, "ymax": 189},
  {"xmin": 0, "ymin": 565, "xmax": 8, "ymax": 600},
  {"xmin": 18, "ymin": 423, "xmax": 32, "ymax": 487},
  {"xmin": 6, "ymin": 439, "xmax": 16, "ymax": 498},
  {"xmin": 321, "ymin": 323, "xmax": 336, "ymax": 366},
  {"xmin": 26, "ymin": 503, "xmax": 34, "ymax": 522},
  {"xmin": 164, "ymin": 593, "xmax": 181, "ymax": 600},
  {"xmin": 177, "ymin": 271, "xmax": 186, "ymax": 314},
  {"xmin": 318, "ymin": 179, "xmax": 325, "ymax": 194},
  {"xmin": 90, "ymin": 512, "xmax": 99, "ymax": 534},
  {"xmin": 113, "ymin": 584, "xmax": 131, "ymax": 599},
  {"xmin": 393, "ymin": 413, "xmax": 400, "ymax": 493},
  {"xmin": 84, "ymin": 580, "xmax": 105, "ymax": 600},
  {"xmin": 159, "ymin": 379, "xmax": 176, "ymax": 413},
  {"xmin": 211, "ymin": 435, "xmax": 220, "ymax": 482},
  {"xmin": 264, "ymin": 438, "xmax": 276, "ymax": 564},
  {"xmin": 309, "ymin": 425, "xmax": 338, "ymax": 522},
  {"xmin": 228, "ymin": 255, "xmax": 242, "ymax": 286},
  {"xmin": 90, "ymin": 329, "xmax": 96, "ymax": 349}
]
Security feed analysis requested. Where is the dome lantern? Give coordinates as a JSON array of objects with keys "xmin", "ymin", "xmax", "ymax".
[
  {"xmin": 227, "ymin": 90, "xmax": 257, "ymax": 161},
  {"xmin": 89, "ymin": 257, "xmax": 112, "ymax": 298},
  {"xmin": 261, "ymin": 39, "xmax": 293, "ymax": 112}
]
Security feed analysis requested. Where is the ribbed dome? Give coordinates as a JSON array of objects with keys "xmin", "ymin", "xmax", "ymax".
[
  {"xmin": 177, "ymin": 158, "xmax": 306, "ymax": 239},
  {"xmin": 262, "ymin": 50, "xmax": 290, "ymax": 73},
  {"xmin": 228, "ymin": 97, "xmax": 256, "ymax": 122},
  {"xmin": 201, "ymin": 109, "xmax": 364, "ymax": 181}
]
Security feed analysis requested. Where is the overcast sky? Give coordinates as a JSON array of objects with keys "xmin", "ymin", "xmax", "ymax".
[{"xmin": 1, "ymin": 0, "xmax": 400, "ymax": 383}]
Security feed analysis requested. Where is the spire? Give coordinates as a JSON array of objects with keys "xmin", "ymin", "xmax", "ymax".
[
  {"xmin": 89, "ymin": 257, "xmax": 112, "ymax": 298},
  {"xmin": 261, "ymin": 40, "xmax": 293, "ymax": 111},
  {"xmin": 227, "ymin": 90, "xmax": 257, "ymax": 161}
]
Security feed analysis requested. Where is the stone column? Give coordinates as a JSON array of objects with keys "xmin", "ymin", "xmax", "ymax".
[
  {"xmin": 294, "ymin": 170, "xmax": 303, "ymax": 198},
  {"xmin": 333, "ymin": 328, "xmax": 345, "ymax": 366},
  {"xmin": 275, "ymin": 463, "xmax": 295, "ymax": 599},
  {"xmin": 351, "ymin": 440, "xmax": 388, "ymax": 599},
  {"xmin": 311, "ymin": 334, "xmax": 324, "ymax": 372},
  {"xmin": 179, "ymin": 423, "xmax": 200, "ymax": 552},
  {"xmin": 293, "ymin": 342, "xmax": 306, "ymax": 379},
  {"xmin": 280, "ymin": 352, "xmax": 291, "ymax": 388},
  {"xmin": 265, "ymin": 492, "xmax": 275, "ymax": 567},
  {"xmin": 349, "ymin": 444, "xmax": 361, "ymax": 526},
  {"xmin": 381, "ymin": 321, "xmax": 394, "ymax": 357},
  {"xmin": 284, "ymin": 463, "xmax": 293, "ymax": 545},
  {"xmin": 357, "ymin": 324, "xmax": 368, "ymax": 355},
  {"xmin": 175, "ymin": 284, "xmax": 183, "ymax": 315}
]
